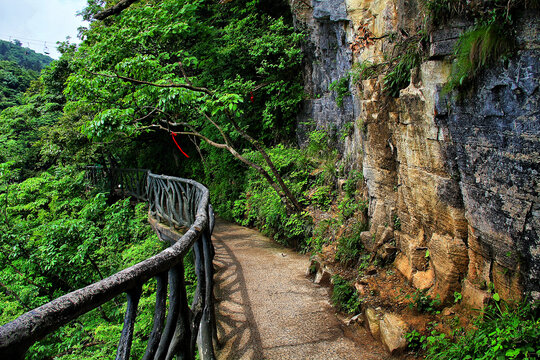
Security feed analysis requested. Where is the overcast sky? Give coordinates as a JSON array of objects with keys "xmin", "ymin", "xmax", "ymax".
[{"xmin": 0, "ymin": 0, "xmax": 89, "ymax": 59}]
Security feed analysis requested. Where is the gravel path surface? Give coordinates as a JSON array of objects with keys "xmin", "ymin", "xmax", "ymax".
[{"xmin": 212, "ymin": 218, "xmax": 393, "ymax": 360}]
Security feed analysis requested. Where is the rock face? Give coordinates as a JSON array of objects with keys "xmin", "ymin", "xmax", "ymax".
[
  {"xmin": 291, "ymin": 0, "xmax": 539, "ymax": 303},
  {"xmin": 379, "ymin": 313, "xmax": 408, "ymax": 353},
  {"xmin": 294, "ymin": 0, "xmax": 355, "ymax": 147},
  {"xmin": 445, "ymin": 47, "xmax": 540, "ymax": 299},
  {"xmin": 364, "ymin": 307, "xmax": 382, "ymax": 339}
]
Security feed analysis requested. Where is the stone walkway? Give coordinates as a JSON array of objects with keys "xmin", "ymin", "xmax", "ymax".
[{"xmin": 212, "ymin": 218, "xmax": 392, "ymax": 360}]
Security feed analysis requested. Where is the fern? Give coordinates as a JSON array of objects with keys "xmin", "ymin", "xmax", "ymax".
[{"xmin": 444, "ymin": 23, "xmax": 513, "ymax": 93}]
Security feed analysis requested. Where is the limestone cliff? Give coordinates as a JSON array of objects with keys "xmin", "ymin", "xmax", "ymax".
[{"xmin": 291, "ymin": 0, "xmax": 539, "ymax": 304}]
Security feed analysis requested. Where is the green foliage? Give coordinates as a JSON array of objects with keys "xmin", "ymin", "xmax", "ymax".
[
  {"xmin": 351, "ymin": 61, "xmax": 379, "ymax": 84},
  {"xmin": 406, "ymin": 329, "xmax": 426, "ymax": 351},
  {"xmin": 343, "ymin": 170, "xmax": 363, "ymax": 198},
  {"xmin": 423, "ymin": 0, "xmax": 539, "ymax": 27},
  {"xmin": 60, "ymin": 0, "xmax": 306, "ymax": 222},
  {"xmin": 306, "ymin": 128, "xmax": 335, "ymax": 159},
  {"xmin": 357, "ymin": 254, "xmax": 371, "ymax": 276},
  {"xmin": 329, "ymin": 76, "xmax": 351, "ymax": 107},
  {"xmin": 423, "ymin": 0, "xmax": 537, "ymax": 93},
  {"xmin": 310, "ymin": 185, "xmax": 333, "ymax": 209},
  {"xmin": 0, "ymin": 39, "xmax": 52, "ymax": 72},
  {"xmin": 307, "ymin": 218, "xmax": 339, "ymax": 254},
  {"xmin": 0, "ymin": 48, "xmax": 82, "ymax": 179},
  {"xmin": 393, "ymin": 215, "xmax": 401, "ymax": 231},
  {"xmin": 331, "ymin": 275, "xmax": 361, "ymax": 314},
  {"xmin": 444, "ymin": 23, "xmax": 513, "ymax": 93},
  {"xmin": 0, "ymin": 167, "xmax": 165, "ymax": 302},
  {"xmin": 425, "ymin": 300, "xmax": 540, "ymax": 360},
  {"xmin": 67, "ymin": 0, "xmax": 304, "ymax": 145},
  {"xmin": 306, "ymin": 128, "xmax": 339, "ymax": 186},
  {"xmin": 383, "ymin": 45, "xmax": 421, "ymax": 98},
  {"xmin": 0, "ymin": 166, "xmax": 201, "ymax": 359},
  {"xmin": 335, "ymin": 221, "xmax": 367, "ymax": 264},
  {"xmin": 351, "ymin": 38, "xmax": 422, "ymax": 98},
  {"xmin": 337, "ymin": 196, "xmax": 362, "ymax": 221},
  {"xmin": 423, "ymin": 0, "xmax": 470, "ymax": 25},
  {"xmin": 0, "ymin": 61, "xmax": 39, "ymax": 110},
  {"xmin": 339, "ymin": 121, "xmax": 354, "ymax": 140},
  {"xmin": 233, "ymin": 144, "xmax": 314, "ymax": 247},
  {"xmin": 406, "ymin": 289, "xmax": 441, "ymax": 314}
]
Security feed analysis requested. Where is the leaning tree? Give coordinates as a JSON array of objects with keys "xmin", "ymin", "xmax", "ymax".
[{"xmin": 67, "ymin": 0, "xmax": 304, "ymax": 212}]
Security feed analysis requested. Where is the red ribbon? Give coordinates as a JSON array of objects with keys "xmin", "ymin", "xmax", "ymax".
[{"xmin": 171, "ymin": 132, "xmax": 190, "ymax": 158}]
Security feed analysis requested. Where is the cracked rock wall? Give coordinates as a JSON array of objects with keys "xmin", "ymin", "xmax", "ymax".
[{"xmin": 291, "ymin": 0, "xmax": 539, "ymax": 303}]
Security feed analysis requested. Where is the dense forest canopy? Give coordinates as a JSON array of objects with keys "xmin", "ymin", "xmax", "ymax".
[
  {"xmin": 0, "ymin": 61, "xmax": 38, "ymax": 110},
  {"xmin": 0, "ymin": 40, "xmax": 53, "ymax": 110},
  {"xmin": 64, "ymin": 0, "xmax": 307, "ymax": 213}
]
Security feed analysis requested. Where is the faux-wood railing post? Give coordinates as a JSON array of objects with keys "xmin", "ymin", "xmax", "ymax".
[
  {"xmin": 142, "ymin": 273, "xmax": 168, "ymax": 360},
  {"xmin": 190, "ymin": 237, "xmax": 205, "ymax": 354},
  {"xmin": 166, "ymin": 261, "xmax": 192, "ymax": 360},
  {"xmin": 116, "ymin": 285, "xmax": 142, "ymax": 360},
  {"xmin": 199, "ymin": 226, "xmax": 216, "ymax": 360},
  {"xmin": 0, "ymin": 168, "xmax": 217, "ymax": 359}
]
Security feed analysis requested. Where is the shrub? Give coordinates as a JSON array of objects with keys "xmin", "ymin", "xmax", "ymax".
[
  {"xmin": 233, "ymin": 145, "xmax": 314, "ymax": 248},
  {"xmin": 306, "ymin": 218, "xmax": 339, "ymax": 254},
  {"xmin": 383, "ymin": 47, "xmax": 421, "ymax": 98},
  {"xmin": 425, "ymin": 299, "xmax": 540, "ymax": 359},
  {"xmin": 329, "ymin": 76, "xmax": 351, "ymax": 107},
  {"xmin": 406, "ymin": 289, "xmax": 441, "ymax": 314},
  {"xmin": 351, "ymin": 61, "xmax": 379, "ymax": 84},
  {"xmin": 335, "ymin": 221, "xmax": 367, "ymax": 264},
  {"xmin": 406, "ymin": 329, "xmax": 426, "ymax": 351},
  {"xmin": 342, "ymin": 170, "xmax": 363, "ymax": 198},
  {"xmin": 331, "ymin": 275, "xmax": 361, "ymax": 314},
  {"xmin": 310, "ymin": 185, "xmax": 333, "ymax": 209}
]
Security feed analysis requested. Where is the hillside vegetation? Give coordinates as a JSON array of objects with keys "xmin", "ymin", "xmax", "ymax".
[
  {"xmin": 0, "ymin": 40, "xmax": 52, "ymax": 71},
  {"xmin": 0, "ymin": 40, "xmax": 53, "ymax": 110},
  {"xmin": 0, "ymin": 0, "xmax": 538, "ymax": 359}
]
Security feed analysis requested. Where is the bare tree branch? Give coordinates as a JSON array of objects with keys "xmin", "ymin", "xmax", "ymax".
[
  {"xmin": 188, "ymin": 136, "xmax": 208, "ymax": 171},
  {"xmin": 0, "ymin": 281, "xmax": 32, "ymax": 311},
  {"xmin": 133, "ymin": 108, "xmax": 158, "ymax": 123},
  {"xmin": 94, "ymin": 0, "xmax": 141, "ymax": 21},
  {"xmin": 87, "ymin": 70, "xmax": 302, "ymax": 212},
  {"xmin": 156, "ymin": 119, "xmax": 295, "ymax": 208},
  {"xmin": 199, "ymin": 111, "xmax": 232, "ymax": 146},
  {"xmin": 87, "ymin": 71, "xmax": 213, "ymax": 95},
  {"xmin": 223, "ymin": 111, "xmax": 303, "ymax": 211}
]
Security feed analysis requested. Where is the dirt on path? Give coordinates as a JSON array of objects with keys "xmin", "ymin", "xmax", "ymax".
[{"xmin": 212, "ymin": 218, "xmax": 393, "ymax": 360}]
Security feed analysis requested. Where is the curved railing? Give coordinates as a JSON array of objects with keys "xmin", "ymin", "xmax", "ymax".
[{"xmin": 0, "ymin": 168, "xmax": 217, "ymax": 360}]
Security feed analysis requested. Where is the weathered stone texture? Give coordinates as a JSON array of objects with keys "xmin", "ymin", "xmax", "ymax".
[
  {"xmin": 446, "ymin": 49, "xmax": 540, "ymax": 296},
  {"xmin": 412, "ymin": 267, "xmax": 435, "ymax": 290},
  {"xmin": 294, "ymin": 0, "xmax": 355, "ymax": 147},
  {"xmin": 293, "ymin": 0, "xmax": 539, "ymax": 302},
  {"xmin": 379, "ymin": 313, "xmax": 408, "ymax": 353},
  {"xmin": 428, "ymin": 234, "xmax": 468, "ymax": 301},
  {"xmin": 429, "ymin": 20, "xmax": 469, "ymax": 58},
  {"xmin": 462, "ymin": 279, "xmax": 491, "ymax": 309},
  {"xmin": 364, "ymin": 307, "xmax": 382, "ymax": 339}
]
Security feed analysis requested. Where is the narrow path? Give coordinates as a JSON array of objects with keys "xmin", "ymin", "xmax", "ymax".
[{"xmin": 212, "ymin": 218, "xmax": 393, "ymax": 360}]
